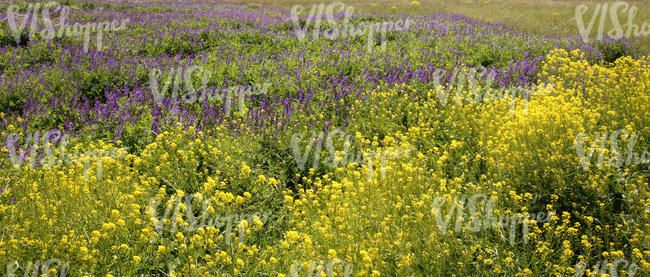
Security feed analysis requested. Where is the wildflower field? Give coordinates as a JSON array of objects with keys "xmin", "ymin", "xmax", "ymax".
[{"xmin": 0, "ymin": 0, "xmax": 649, "ymax": 276}]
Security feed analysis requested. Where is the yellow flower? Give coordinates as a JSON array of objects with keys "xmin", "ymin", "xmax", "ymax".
[
  {"xmin": 410, "ymin": 1, "xmax": 420, "ymax": 6},
  {"xmin": 286, "ymin": 231, "xmax": 300, "ymax": 242},
  {"xmin": 241, "ymin": 162, "xmax": 251, "ymax": 175},
  {"xmin": 236, "ymin": 195, "xmax": 245, "ymax": 205},
  {"xmin": 102, "ymin": 223, "xmax": 116, "ymax": 230},
  {"xmin": 328, "ymin": 249, "xmax": 337, "ymax": 259}
]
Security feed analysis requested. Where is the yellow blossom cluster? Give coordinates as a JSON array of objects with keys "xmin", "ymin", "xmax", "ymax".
[{"xmin": 0, "ymin": 52, "xmax": 648, "ymax": 276}]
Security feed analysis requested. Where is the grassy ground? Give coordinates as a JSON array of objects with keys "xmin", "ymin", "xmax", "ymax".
[{"xmin": 236, "ymin": 0, "xmax": 650, "ymax": 47}]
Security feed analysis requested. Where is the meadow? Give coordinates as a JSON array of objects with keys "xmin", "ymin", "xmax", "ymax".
[{"xmin": 0, "ymin": 0, "xmax": 649, "ymax": 276}]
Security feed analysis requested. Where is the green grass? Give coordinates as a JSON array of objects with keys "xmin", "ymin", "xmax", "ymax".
[{"xmin": 234, "ymin": 0, "xmax": 650, "ymax": 49}]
